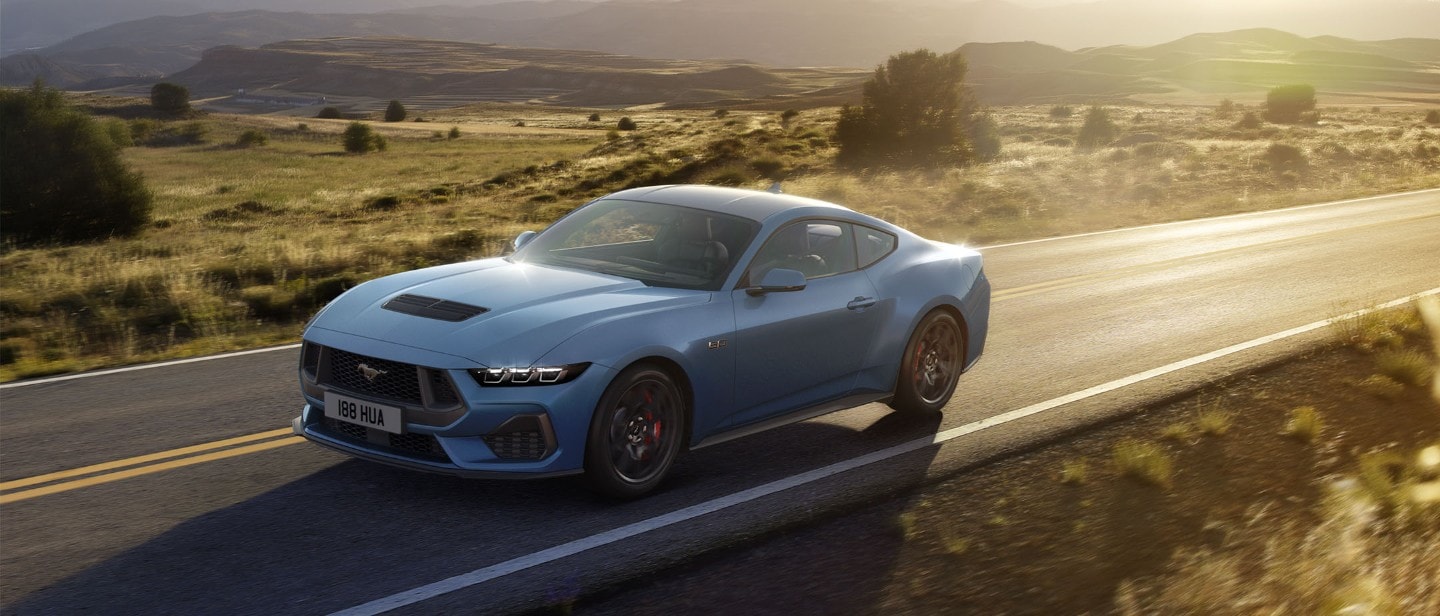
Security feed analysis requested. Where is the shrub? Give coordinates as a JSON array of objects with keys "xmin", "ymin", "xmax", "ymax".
[
  {"xmin": 234, "ymin": 129, "xmax": 268, "ymax": 148},
  {"xmin": 1375, "ymin": 349, "xmax": 1433, "ymax": 387},
  {"xmin": 1076, "ymin": 105, "xmax": 1117, "ymax": 149},
  {"xmin": 1283, "ymin": 406, "xmax": 1323, "ymax": 443},
  {"xmin": 617, "ymin": 117, "xmax": 638, "ymax": 131},
  {"xmin": 780, "ymin": 109, "xmax": 800, "ymax": 125},
  {"xmin": 588, "ymin": 112, "xmax": 601, "ymax": 122},
  {"xmin": 1262, "ymin": 84, "xmax": 1317, "ymax": 124},
  {"xmin": 342, "ymin": 122, "xmax": 385, "ymax": 154},
  {"xmin": 1113, "ymin": 439, "xmax": 1173, "ymax": 488},
  {"xmin": 1196, "ymin": 405, "xmax": 1234, "ymax": 436},
  {"xmin": 1049, "ymin": 105, "xmax": 1074, "ymax": 118},
  {"xmin": 296, "ymin": 123, "xmax": 309, "ymax": 131},
  {"xmin": 713, "ymin": 109, "xmax": 729, "ymax": 118},
  {"xmin": 1215, "ymin": 98, "xmax": 1236, "ymax": 118},
  {"xmin": 149, "ymin": 82, "xmax": 190, "ymax": 115},
  {"xmin": 0, "ymin": 82, "xmax": 152, "ymax": 245},
  {"xmin": 1234, "ymin": 111, "xmax": 1262, "ymax": 129},
  {"xmin": 1263, "ymin": 142, "xmax": 1308, "ymax": 173},
  {"xmin": 967, "ymin": 113, "xmax": 1002, "ymax": 161},
  {"xmin": 316, "ymin": 106, "xmax": 342, "ymax": 119},
  {"xmin": 1426, "ymin": 110, "xmax": 1440, "ymax": 124},
  {"xmin": 384, "ymin": 100, "xmax": 407, "ymax": 122},
  {"xmin": 750, "ymin": 157, "xmax": 785, "ymax": 179},
  {"xmin": 835, "ymin": 48, "xmax": 980, "ymax": 167},
  {"xmin": 448, "ymin": 126, "xmax": 461, "ymax": 139},
  {"xmin": 104, "ymin": 119, "xmax": 133, "ymax": 147}
]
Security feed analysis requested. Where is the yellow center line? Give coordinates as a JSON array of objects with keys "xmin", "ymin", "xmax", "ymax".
[
  {"xmin": 0, "ymin": 427, "xmax": 295, "ymax": 492},
  {"xmin": 0, "ymin": 437, "xmax": 304, "ymax": 505}
]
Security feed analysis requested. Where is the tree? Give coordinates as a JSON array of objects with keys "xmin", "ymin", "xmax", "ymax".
[
  {"xmin": 1, "ymin": 82, "xmax": 152, "ymax": 245},
  {"xmin": 150, "ymin": 82, "xmax": 190, "ymax": 115},
  {"xmin": 1216, "ymin": 98, "xmax": 1236, "ymax": 119},
  {"xmin": 617, "ymin": 117, "xmax": 638, "ymax": 131},
  {"xmin": 967, "ymin": 113, "xmax": 1002, "ymax": 161},
  {"xmin": 384, "ymin": 100, "xmax": 407, "ymax": 123},
  {"xmin": 343, "ymin": 122, "xmax": 386, "ymax": 154},
  {"xmin": 834, "ymin": 49, "xmax": 979, "ymax": 167},
  {"xmin": 1262, "ymin": 84, "xmax": 1316, "ymax": 124},
  {"xmin": 1076, "ymin": 105, "xmax": 1117, "ymax": 149},
  {"xmin": 316, "ymin": 106, "xmax": 342, "ymax": 119}
]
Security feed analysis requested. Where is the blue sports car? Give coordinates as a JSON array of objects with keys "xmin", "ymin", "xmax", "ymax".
[{"xmin": 294, "ymin": 184, "xmax": 989, "ymax": 497}]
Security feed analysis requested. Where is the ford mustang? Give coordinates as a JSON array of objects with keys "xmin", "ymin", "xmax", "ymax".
[{"xmin": 294, "ymin": 184, "xmax": 989, "ymax": 497}]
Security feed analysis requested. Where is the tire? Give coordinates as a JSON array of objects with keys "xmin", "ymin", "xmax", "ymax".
[
  {"xmin": 890, "ymin": 310, "xmax": 964, "ymax": 415},
  {"xmin": 584, "ymin": 364, "xmax": 686, "ymax": 498}
]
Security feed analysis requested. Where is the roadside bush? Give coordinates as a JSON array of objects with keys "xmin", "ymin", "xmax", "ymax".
[
  {"xmin": 1263, "ymin": 143, "xmax": 1308, "ymax": 174},
  {"xmin": 617, "ymin": 117, "xmax": 638, "ymax": 131},
  {"xmin": 343, "ymin": 122, "xmax": 386, "ymax": 154},
  {"xmin": 588, "ymin": 112, "xmax": 601, "ymax": 122},
  {"xmin": 234, "ymin": 129, "xmax": 268, "ymax": 148},
  {"xmin": 150, "ymin": 82, "xmax": 190, "ymax": 115},
  {"xmin": 1426, "ymin": 110, "xmax": 1440, "ymax": 124},
  {"xmin": 967, "ymin": 113, "xmax": 1002, "ymax": 162},
  {"xmin": 448, "ymin": 126, "xmax": 461, "ymax": 140},
  {"xmin": 1234, "ymin": 111, "xmax": 1262, "ymax": 129},
  {"xmin": 835, "ymin": 49, "xmax": 980, "ymax": 168},
  {"xmin": 750, "ymin": 157, "xmax": 785, "ymax": 180},
  {"xmin": 1215, "ymin": 98, "xmax": 1236, "ymax": 119},
  {"xmin": 1049, "ymin": 105, "xmax": 1074, "ymax": 118},
  {"xmin": 713, "ymin": 109, "xmax": 729, "ymax": 118},
  {"xmin": 1262, "ymin": 84, "xmax": 1317, "ymax": 124},
  {"xmin": 316, "ymin": 106, "xmax": 342, "ymax": 119},
  {"xmin": 384, "ymin": 100, "xmax": 407, "ymax": 122},
  {"xmin": 1076, "ymin": 105, "xmax": 1118, "ymax": 149},
  {"xmin": 0, "ymin": 83, "xmax": 152, "ymax": 246},
  {"xmin": 780, "ymin": 109, "xmax": 800, "ymax": 125}
]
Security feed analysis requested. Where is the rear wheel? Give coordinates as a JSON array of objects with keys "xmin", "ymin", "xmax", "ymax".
[
  {"xmin": 890, "ymin": 310, "xmax": 964, "ymax": 415},
  {"xmin": 584, "ymin": 364, "xmax": 686, "ymax": 498}
]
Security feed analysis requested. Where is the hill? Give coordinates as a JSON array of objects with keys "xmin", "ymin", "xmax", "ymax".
[{"xmin": 165, "ymin": 37, "xmax": 865, "ymax": 109}]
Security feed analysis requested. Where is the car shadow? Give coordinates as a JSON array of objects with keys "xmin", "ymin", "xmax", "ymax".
[{"xmin": 8, "ymin": 408, "xmax": 944, "ymax": 615}]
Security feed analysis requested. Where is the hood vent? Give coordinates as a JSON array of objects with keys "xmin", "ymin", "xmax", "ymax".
[{"xmin": 382, "ymin": 294, "xmax": 489, "ymax": 322}]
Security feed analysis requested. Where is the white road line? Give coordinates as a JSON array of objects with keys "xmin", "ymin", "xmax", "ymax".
[
  {"xmin": 332, "ymin": 287, "xmax": 1440, "ymax": 616},
  {"xmin": 0, "ymin": 344, "xmax": 302, "ymax": 390},
  {"xmin": 976, "ymin": 187, "xmax": 1440, "ymax": 250}
]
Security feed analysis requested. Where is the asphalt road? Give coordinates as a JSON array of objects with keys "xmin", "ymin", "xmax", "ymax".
[{"xmin": 3, "ymin": 189, "xmax": 1438, "ymax": 615}]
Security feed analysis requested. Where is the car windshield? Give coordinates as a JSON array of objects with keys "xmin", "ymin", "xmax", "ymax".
[{"xmin": 513, "ymin": 199, "xmax": 760, "ymax": 291}]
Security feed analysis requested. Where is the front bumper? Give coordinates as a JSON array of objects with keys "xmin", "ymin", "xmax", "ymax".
[{"xmin": 295, "ymin": 340, "xmax": 617, "ymax": 478}]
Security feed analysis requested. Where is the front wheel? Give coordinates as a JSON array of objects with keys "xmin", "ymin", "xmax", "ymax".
[
  {"xmin": 584, "ymin": 364, "xmax": 686, "ymax": 498},
  {"xmin": 890, "ymin": 310, "xmax": 964, "ymax": 415}
]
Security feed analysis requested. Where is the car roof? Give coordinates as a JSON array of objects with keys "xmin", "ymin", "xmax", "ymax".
[{"xmin": 602, "ymin": 184, "xmax": 852, "ymax": 223}]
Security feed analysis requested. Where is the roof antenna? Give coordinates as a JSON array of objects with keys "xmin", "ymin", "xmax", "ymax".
[{"xmin": 766, "ymin": 181, "xmax": 783, "ymax": 194}]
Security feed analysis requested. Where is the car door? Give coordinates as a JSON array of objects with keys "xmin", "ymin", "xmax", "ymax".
[{"xmin": 725, "ymin": 221, "xmax": 883, "ymax": 428}]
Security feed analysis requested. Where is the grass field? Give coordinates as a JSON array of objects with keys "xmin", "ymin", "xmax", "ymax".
[{"xmin": 2, "ymin": 97, "xmax": 1438, "ymax": 381}]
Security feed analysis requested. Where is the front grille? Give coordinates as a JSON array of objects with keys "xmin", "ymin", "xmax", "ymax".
[
  {"xmin": 325, "ymin": 349, "xmax": 423, "ymax": 404},
  {"xmin": 483, "ymin": 432, "xmax": 549, "ymax": 460},
  {"xmin": 322, "ymin": 418, "xmax": 449, "ymax": 462}
]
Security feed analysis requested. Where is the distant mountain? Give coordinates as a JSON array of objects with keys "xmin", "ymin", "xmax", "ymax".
[
  {"xmin": 162, "ymin": 37, "xmax": 857, "ymax": 107},
  {"xmin": 7, "ymin": 0, "xmax": 1439, "ymax": 83},
  {"xmin": 957, "ymin": 28, "xmax": 1440, "ymax": 104}
]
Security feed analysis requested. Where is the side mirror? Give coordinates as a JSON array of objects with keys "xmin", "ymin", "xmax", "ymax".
[
  {"xmin": 513, "ymin": 230, "xmax": 538, "ymax": 251},
  {"xmin": 746, "ymin": 268, "xmax": 807, "ymax": 296}
]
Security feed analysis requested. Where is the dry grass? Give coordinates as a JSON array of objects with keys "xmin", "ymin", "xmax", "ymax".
[
  {"xmin": 3, "ymin": 99, "xmax": 1438, "ymax": 381},
  {"xmin": 1113, "ymin": 439, "xmax": 1174, "ymax": 489},
  {"xmin": 1282, "ymin": 405, "xmax": 1324, "ymax": 444}
]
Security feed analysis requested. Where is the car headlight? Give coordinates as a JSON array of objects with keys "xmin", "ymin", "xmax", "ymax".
[{"xmin": 470, "ymin": 363, "xmax": 590, "ymax": 386}]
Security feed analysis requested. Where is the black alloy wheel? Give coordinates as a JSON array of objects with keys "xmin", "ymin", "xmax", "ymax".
[
  {"xmin": 584, "ymin": 364, "xmax": 686, "ymax": 498},
  {"xmin": 891, "ymin": 310, "xmax": 964, "ymax": 415}
]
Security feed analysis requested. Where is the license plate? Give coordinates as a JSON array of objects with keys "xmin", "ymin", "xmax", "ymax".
[{"xmin": 324, "ymin": 392, "xmax": 403, "ymax": 434}]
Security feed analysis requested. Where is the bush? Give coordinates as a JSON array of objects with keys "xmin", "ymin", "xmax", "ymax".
[
  {"xmin": 448, "ymin": 126, "xmax": 461, "ymax": 139},
  {"xmin": 1234, "ymin": 111, "xmax": 1262, "ymax": 130},
  {"xmin": 750, "ymin": 157, "xmax": 785, "ymax": 179},
  {"xmin": 0, "ymin": 83, "xmax": 152, "ymax": 245},
  {"xmin": 713, "ymin": 109, "xmax": 729, "ymax": 118},
  {"xmin": 835, "ymin": 48, "xmax": 980, "ymax": 168},
  {"xmin": 1262, "ymin": 84, "xmax": 1316, "ymax": 124},
  {"xmin": 150, "ymin": 82, "xmax": 190, "ymax": 115},
  {"xmin": 1263, "ymin": 142, "xmax": 1308, "ymax": 173},
  {"xmin": 104, "ymin": 119, "xmax": 133, "ymax": 147},
  {"xmin": 588, "ymin": 112, "xmax": 601, "ymax": 122},
  {"xmin": 967, "ymin": 113, "xmax": 1002, "ymax": 161},
  {"xmin": 1049, "ymin": 105, "xmax": 1074, "ymax": 118},
  {"xmin": 617, "ymin": 117, "xmax": 638, "ymax": 131},
  {"xmin": 1215, "ymin": 98, "xmax": 1236, "ymax": 118},
  {"xmin": 384, "ymin": 100, "xmax": 407, "ymax": 122},
  {"xmin": 1425, "ymin": 110, "xmax": 1440, "ymax": 124},
  {"xmin": 780, "ymin": 109, "xmax": 800, "ymax": 124},
  {"xmin": 234, "ymin": 129, "xmax": 268, "ymax": 148},
  {"xmin": 342, "ymin": 122, "xmax": 386, "ymax": 154},
  {"xmin": 1076, "ymin": 105, "xmax": 1117, "ymax": 149},
  {"xmin": 316, "ymin": 106, "xmax": 342, "ymax": 119}
]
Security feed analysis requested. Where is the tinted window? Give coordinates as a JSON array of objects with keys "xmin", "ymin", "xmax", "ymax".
[
  {"xmin": 855, "ymin": 224, "xmax": 897, "ymax": 268},
  {"xmin": 749, "ymin": 221, "xmax": 858, "ymax": 281}
]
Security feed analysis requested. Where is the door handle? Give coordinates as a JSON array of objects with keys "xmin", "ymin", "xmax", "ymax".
[{"xmin": 847, "ymin": 296, "xmax": 877, "ymax": 310}]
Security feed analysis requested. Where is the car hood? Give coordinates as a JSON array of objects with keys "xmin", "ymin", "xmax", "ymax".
[{"xmin": 307, "ymin": 258, "xmax": 707, "ymax": 367}]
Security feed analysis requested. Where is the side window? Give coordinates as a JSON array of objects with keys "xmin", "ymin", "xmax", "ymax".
[
  {"xmin": 749, "ymin": 221, "xmax": 858, "ymax": 281},
  {"xmin": 855, "ymin": 224, "xmax": 897, "ymax": 268}
]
